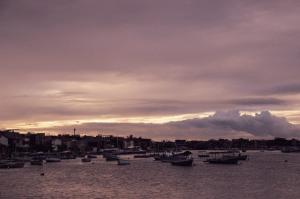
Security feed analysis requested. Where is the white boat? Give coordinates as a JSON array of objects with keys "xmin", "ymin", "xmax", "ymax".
[{"xmin": 117, "ymin": 159, "xmax": 130, "ymax": 166}]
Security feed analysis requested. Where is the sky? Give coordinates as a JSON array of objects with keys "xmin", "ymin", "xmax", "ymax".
[{"xmin": 1, "ymin": 0, "xmax": 300, "ymax": 140}]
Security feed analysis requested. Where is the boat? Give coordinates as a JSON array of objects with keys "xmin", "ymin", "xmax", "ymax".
[
  {"xmin": 207, "ymin": 156, "xmax": 239, "ymax": 164},
  {"xmin": 87, "ymin": 154, "xmax": 97, "ymax": 159},
  {"xmin": 31, "ymin": 152, "xmax": 46, "ymax": 160},
  {"xmin": 60, "ymin": 151, "xmax": 76, "ymax": 159},
  {"xmin": 281, "ymin": 147, "xmax": 300, "ymax": 153},
  {"xmin": 206, "ymin": 151, "xmax": 240, "ymax": 164},
  {"xmin": 0, "ymin": 160, "xmax": 25, "ymax": 169},
  {"xmin": 30, "ymin": 159, "xmax": 43, "ymax": 166},
  {"xmin": 103, "ymin": 151, "xmax": 117, "ymax": 159},
  {"xmin": 81, "ymin": 157, "xmax": 91, "ymax": 162},
  {"xmin": 46, "ymin": 158, "xmax": 61, "ymax": 163},
  {"xmin": 154, "ymin": 151, "xmax": 193, "ymax": 163},
  {"xmin": 198, "ymin": 151, "xmax": 210, "ymax": 158},
  {"xmin": 159, "ymin": 154, "xmax": 175, "ymax": 163},
  {"xmin": 171, "ymin": 157, "xmax": 193, "ymax": 166},
  {"xmin": 117, "ymin": 159, "xmax": 130, "ymax": 166},
  {"xmin": 236, "ymin": 153, "xmax": 248, "ymax": 160},
  {"xmin": 153, "ymin": 154, "xmax": 162, "ymax": 161},
  {"xmin": 134, "ymin": 154, "xmax": 154, "ymax": 158},
  {"xmin": 105, "ymin": 154, "xmax": 119, "ymax": 161}
]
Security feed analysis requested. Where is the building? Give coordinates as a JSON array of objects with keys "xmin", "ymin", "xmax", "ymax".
[{"xmin": 0, "ymin": 133, "xmax": 9, "ymax": 159}]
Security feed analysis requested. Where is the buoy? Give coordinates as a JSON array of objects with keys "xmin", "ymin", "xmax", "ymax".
[
  {"xmin": 40, "ymin": 173, "xmax": 45, "ymax": 176},
  {"xmin": 284, "ymin": 160, "xmax": 288, "ymax": 163}
]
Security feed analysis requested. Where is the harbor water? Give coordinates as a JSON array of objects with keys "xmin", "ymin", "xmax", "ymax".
[{"xmin": 1, "ymin": 151, "xmax": 300, "ymax": 199}]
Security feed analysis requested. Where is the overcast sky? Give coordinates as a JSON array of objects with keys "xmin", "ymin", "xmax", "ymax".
[{"xmin": 1, "ymin": 0, "xmax": 300, "ymax": 139}]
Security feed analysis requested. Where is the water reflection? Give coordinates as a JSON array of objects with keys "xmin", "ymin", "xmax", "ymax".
[{"xmin": 0, "ymin": 151, "xmax": 300, "ymax": 199}]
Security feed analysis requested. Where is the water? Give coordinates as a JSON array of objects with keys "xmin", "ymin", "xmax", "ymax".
[{"xmin": 1, "ymin": 151, "xmax": 300, "ymax": 199}]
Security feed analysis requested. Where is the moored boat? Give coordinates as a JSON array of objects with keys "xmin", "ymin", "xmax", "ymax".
[
  {"xmin": 46, "ymin": 158, "xmax": 61, "ymax": 163},
  {"xmin": 207, "ymin": 156, "xmax": 239, "ymax": 164},
  {"xmin": 117, "ymin": 159, "xmax": 130, "ymax": 165},
  {"xmin": 0, "ymin": 160, "xmax": 25, "ymax": 169},
  {"xmin": 171, "ymin": 158, "xmax": 193, "ymax": 166},
  {"xmin": 30, "ymin": 159, "xmax": 43, "ymax": 166},
  {"xmin": 236, "ymin": 154, "xmax": 248, "ymax": 160},
  {"xmin": 154, "ymin": 151, "xmax": 192, "ymax": 162},
  {"xmin": 60, "ymin": 151, "xmax": 76, "ymax": 159},
  {"xmin": 87, "ymin": 154, "xmax": 97, "ymax": 159},
  {"xmin": 134, "ymin": 154, "xmax": 154, "ymax": 158},
  {"xmin": 281, "ymin": 147, "xmax": 300, "ymax": 153},
  {"xmin": 198, "ymin": 151, "xmax": 210, "ymax": 158},
  {"xmin": 105, "ymin": 154, "xmax": 119, "ymax": 161},
  {"xmin": 81, "ymin": 157, "xmax": 92, "ymax": 162}
]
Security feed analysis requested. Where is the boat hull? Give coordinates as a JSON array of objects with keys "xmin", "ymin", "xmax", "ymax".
[
  {"xmin": 81, "ymin": 158, "xmax": 91, "ymax": 162},
  {"xmin": 117, "ymin": 159, "xmax": 130, "ymax": 165},
  {"xmin": 171, "ymin": 159, "xmax": 193, "ymax": 166},
  {"xmin": 0, "ymin": 162, "xmax": 25, "ymax": 169},
  {"xmin": 198, "ymin": 155, "xmax": 209, "ymax": 158},
  {"xmin": 30, "ymin": 160, "xmax": 43, "ymax": 166},
  {"xmin": 237, "ymin": 155, "xmax": 248, "ymax": 160},
  {"xmin": 46, "ymin": 158, "xmax": 61, "ymax": 163},
  {"xmin": 105, "ymin": 155, "xmax": 119, "ymax": 161},
  {"xmin": 208, "ymin": 158, "xmax": 238, "ymax": 164}
]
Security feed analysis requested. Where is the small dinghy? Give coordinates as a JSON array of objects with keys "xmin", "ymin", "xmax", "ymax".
[{"xmin": 117, "ymin": 159, "xmax": 130, "ymax": 166}]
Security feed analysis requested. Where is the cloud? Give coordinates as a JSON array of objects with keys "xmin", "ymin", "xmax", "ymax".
[
  {"xmin": 34, "ymin": 110, "xmax": 300, "ymax": 140},
  {"xmin": 1, "ymin": 0, "xmax": 300, "ymax": 128},
  {"xmin": 264, "ymin": 83, "xmax": 300, "ymax": 95},
  {"xmin": 174, "ymin": 110, "xmax": 300, "ymax": 138},
  {"xmin": 227, "ymin": 98, "xmax": 287, "ymax": 106}
]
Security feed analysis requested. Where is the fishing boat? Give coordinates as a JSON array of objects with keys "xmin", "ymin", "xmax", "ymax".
[
  {"xmin": 155, "ymin": 151, "xmax": 193, "ymax": 163},
  {"xmin": 206, "ymin": 151, "xmax": 239, "ymax": 164},
  {"xmin": 81, "ymin": 157, "xmax": 92, "ymax": 162},
  {"xmin": 117, "ymin": 159, "xmax": 130, "ymax": 166}
]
